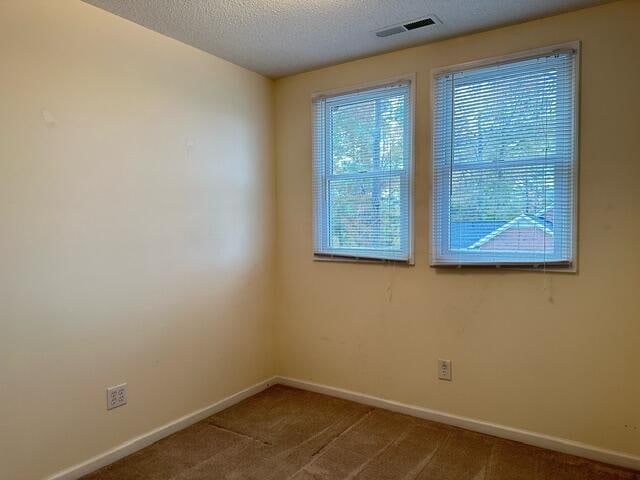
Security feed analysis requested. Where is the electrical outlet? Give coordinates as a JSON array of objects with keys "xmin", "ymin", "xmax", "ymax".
[
  {"xmin": 106, "ymin": 383, "xmax": 127, "ymax": 410},
  {"xmin": 438, "ymin": 359, "xmax": 452, "ymax": 381}
]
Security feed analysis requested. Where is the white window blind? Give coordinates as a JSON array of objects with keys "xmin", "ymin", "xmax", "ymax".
[
  {"xmin": 432, "ymin": 48, "xmax": 577, "ymax": 267},
  {"xmin": 313, "ymin": 81, "xmax": 413, "ymax": 262}
]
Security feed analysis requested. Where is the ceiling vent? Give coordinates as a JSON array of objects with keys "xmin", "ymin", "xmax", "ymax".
[{"xmin": 375, "ymin": 16, "xmax": 441, "ymax": 38}]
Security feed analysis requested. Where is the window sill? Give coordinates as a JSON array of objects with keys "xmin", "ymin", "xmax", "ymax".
[
  {"xmin": 430, "ymin": 262, "xmax": 577, "ymax": 273},
  {"xmin": 314, "ymin": 253, "xmax": 414, "ymax": 266}
]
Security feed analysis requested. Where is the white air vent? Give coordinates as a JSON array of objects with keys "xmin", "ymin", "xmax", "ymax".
[{"xmin": 375, "ymin": 15, "xmax": 441, "ymax": 38}]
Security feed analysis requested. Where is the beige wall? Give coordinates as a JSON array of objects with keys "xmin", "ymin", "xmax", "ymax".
[
  {"xmin": 3, "ymin": 1, "xmax": 639, "ymax": 478},
  {"xmin": 275, "ymin": 0, "xmax": 640, "ymax": 458},
  {"xmin": 0, "ymin": 2, "xmax": 275, "ymax": 479}
]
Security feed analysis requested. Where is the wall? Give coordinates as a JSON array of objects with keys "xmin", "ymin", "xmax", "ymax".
[
  {"xmin": 274, "ymin": 0, "xmax": 640, "ymax": 458},
  {"xmin": 0, "ymin": 2, "xmax": 275, "ymax": 479}
]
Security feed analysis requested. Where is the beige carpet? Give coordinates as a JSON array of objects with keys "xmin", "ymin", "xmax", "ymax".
[{"xmin": 83, "ymin": 385, "xmax": 638, "ymax": 479}]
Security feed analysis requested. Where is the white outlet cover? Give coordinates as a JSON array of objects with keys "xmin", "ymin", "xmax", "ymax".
[
  {"xmin": 107, "ymin": 383, "xmax": 128, "ymax": 410},
  {"xmin": 438, "ymin": 359, "xmax": 452, "ymax": 381}
]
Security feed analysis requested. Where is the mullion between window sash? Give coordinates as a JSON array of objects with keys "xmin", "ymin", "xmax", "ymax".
[{"xmin": 326, "ymin": 169, "xmax": 406, "ymax": 182}]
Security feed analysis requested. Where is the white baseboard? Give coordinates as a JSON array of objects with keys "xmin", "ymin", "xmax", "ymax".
[
  {"xmin": 46, "ymin": 377, "xmax": 278, "ymax": 480},
  {"xmin": 46, "ymin": 374, "xmax": 639, "ymax": 479},
  {"xmin": 276, "ymin": 376, "xmax": 640, "ymax": 472}
]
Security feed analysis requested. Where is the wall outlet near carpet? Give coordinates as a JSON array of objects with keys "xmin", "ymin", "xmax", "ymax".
[
  {"xmin": 438, "ymin": 359, "xmax": 452, "ymax": 381},
  {"xmin": 107, "ymin": 383, "xmax": 127, "ymax": 410}
]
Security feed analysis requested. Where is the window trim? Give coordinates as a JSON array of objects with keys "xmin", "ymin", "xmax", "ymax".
[
  {"xmin": 430, "ymin": 42, "xmax": 580, "ymax": 271},
  {"xmin": 311, "ymin": 75, "xmax": 416, "ymax": 265}
]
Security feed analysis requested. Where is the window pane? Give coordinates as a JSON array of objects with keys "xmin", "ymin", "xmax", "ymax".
[
  {"xmin": 453, "ymin": 68, "xmax": 565, "ymax": 165},
  {"xmin": 330, "ymin": 93, "xmax": 406, "ymax": 175},
  {"xmin": 450, "ymin": 165, "xmax": 555, "ymax": 253},
  {"xmin": 329, "ymin": 176, "xmax": 402, "ymax": 251}
]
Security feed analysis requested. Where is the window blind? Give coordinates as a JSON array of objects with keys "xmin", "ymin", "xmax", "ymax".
[
  {"xmin": 432, "ymin": 49, "xmax": 577, "ymax": 266},
  {"xmin": 312, "ymin": 81, "xmax": 412, "ymax": 262}
]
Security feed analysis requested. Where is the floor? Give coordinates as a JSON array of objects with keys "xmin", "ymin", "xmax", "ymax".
[{"xmin": 83, "ymin": 385, "xmax": 639, "ymax": 480}]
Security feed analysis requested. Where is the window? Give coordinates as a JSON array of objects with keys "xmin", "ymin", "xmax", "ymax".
[
  {"xmin": 312, "ymin": 80, "xmax": 413, "ymax": 262},
  {"xmin": 432, "ymin": 46, "xmax": 578, "ymax": 267}
]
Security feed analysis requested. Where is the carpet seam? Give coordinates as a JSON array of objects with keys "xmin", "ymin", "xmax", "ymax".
[
  {"xmin": 206, "ymin": 422, "xmax": 273, "ymax": 446},
  {"xmin": 399, "ymin": 427, "xmax": 453, "ymax": 480},
  {"xmin": 412, "ymin": 429, "xmax": 454, "ymax": 479},
  {"xmin": 272, "ymin": 410, "xmax": 367, "ymax": 461},
  {"xmin": 286, "ymin": 408, "xmax": 375, "ymax": 479},
  {"xmin": 483, "ymin": 440, "xmax": 498, "ymax": 480},
  {"xmin": 345, "ymin": 421, "xmax": 415, "ymax": 479}
]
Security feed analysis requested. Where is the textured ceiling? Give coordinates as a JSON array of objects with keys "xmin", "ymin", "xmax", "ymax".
[{"xmin": 84, "ymin": 0, "xmax": 611, "ymax": 78}]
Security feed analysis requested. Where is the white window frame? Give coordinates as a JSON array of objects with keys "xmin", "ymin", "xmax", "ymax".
[
  {"xmin": 311, "ymin": 76, "xmax": 416, "ymax": 264},
  {"xmin": 430, "ymin": 43, "xmax": 580, "ymax": 271}
]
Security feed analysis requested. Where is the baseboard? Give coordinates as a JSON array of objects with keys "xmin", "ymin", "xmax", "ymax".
[
  {"xmin": 45, "ymin": 374, "xmax": 639, "ymax": 479},
  {"xmin": 46, "ymin": 376, "xmax": 278, "ymax": 480},
  {"xmin": 276, "ymin": 376, "xmax": 640, "ymax": 471}
]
